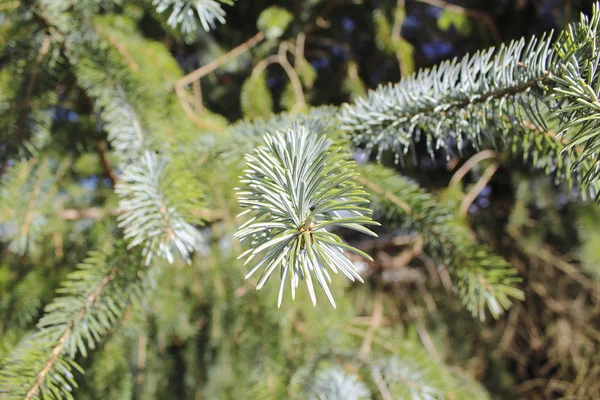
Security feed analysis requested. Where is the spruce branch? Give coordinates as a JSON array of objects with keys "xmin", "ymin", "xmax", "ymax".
[
  {"xmin": 357, "ymin": 164, "xmax": 523, "ymax": 320},
  {"xmin": 0, "ymin": 342, "xmax": 82, "ymax": 400},
  {"xmin": 0, "ymin": 246, "xmax": 147, "ymax": 400},
  {"xmin": 0, "ymin": 28, "xmax": 59, "ymax": 162},
  {"xmin": 151, "ymin": 0, "xmax": 233, "ymax": 33},
  {"xmin": 303, "ymin": 366, "xmax": 371, "ymax": 400},
  {"xmin": 0, "ymin": 158, "xmax": 56, "ymax": 255},
  {"xmin": 340, "ymin": 4, "xmax": 600, "ymax": 199},
  {"xmin": 339, "ymin": 33, "xmax": 553, "ymax": 161},
  {"xmin": 296, "ymin": 345, "xmax": 491, "ymax": 400},
  {"xmin": 14, "ymin": 34, "xmax": 51, "ymax": 144},
  {"xmin": 116, "ymin": 151, "xmax": 205, "ymax": 265},
  {"xmin": 234, "ymin": 124, "xmax": 379, "ymax": 307}
]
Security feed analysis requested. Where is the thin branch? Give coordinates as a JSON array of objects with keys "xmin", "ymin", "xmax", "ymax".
[
  {"xmin": 459, "ymin": 161, "xmax": 499, "ymax": 216},
  {"xmin": 354, "ymin": 175, "xmax": 412, "ymax": 214},
  {"xmin": 19, "ymin": 158, "xmax": 47, "ymax": 245},
  {"xmin": 59, "ymin": 207, "xmax": 225, "ymax": 221},
  {"xmin": 277, "ymin": 43, "xmax": 306, "ymax": 112},
  {"xmin": 60, "ymin": 207, "xmax": 118, "ymax": 220},
  {"xmin": 94, "ymin": 23, "xmax": 139, "ymax": 72},
  {"xmin": 175, "ymin": 32, "xmax": 265, "ymax": 89},
  {"xmin": 370, "ymin": 368, "xmax": 394, "ymax": 400},
  {"xmin": 401, "ymin": 293, "xmax": 441, "ymax": 361},
  {"xmin": 192, "ymin": 79, "xmax": 203, "ymax": 113},
  {"xmin": 450, "ymin": 150, "xmax": 498, "ymax": 186},
  {"xmin": 509, "ymin": 228, "xmax": 599, "ymax": 295},
  {"xmin": 345, "ymin": 326, "xmax": 401, "ymax": 356},
  {"xmin": 294, "ymin": 33, "xmax": 305, "ymax": 70},
  {"xmin": 250, "ymin": 54, "xmax": 279, "ymax": 79},
  {"xmin": 97, "ymin": 140, "xmax": 120, "ymax": 185},
  {"xmin": 359, "ymin": 290, "xmax": 384, "ymax": 358},
  {"xmin": 135, "ymin": 334, "xmax": 147, "ymax": 399}
]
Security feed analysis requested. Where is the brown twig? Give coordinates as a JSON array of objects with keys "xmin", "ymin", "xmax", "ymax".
[
  {"xmin": 277, "ymin": 42, "xmax": 306, "ymax": 112},
  {"xmin": 509, "ymin": 228, "xmax": 599, "ymax": 296},
  {"xmin": 59, "ymin": 207, "xmax": 225, "ymax": 221},
  {"xmin": 459, "ymin": 161, "xmax": 499, "ymax": 217},
  {"xmin": 192, "ymin": 79, "xmax": 202, "ymax": 113},
  {"xmin": 370, "ymin": 368, "xmax": 394, "ymax": 400},
  {"xmin": 354, "ymin": 174, "xmax": 498, "ymax": 295},
  {"xmin": 294, "ymin": 33, "xmax": 306, "ymax": 71},
  {"xmin": 20, "ymin": 158, "xmax": 47, "ymax": 245},
  {"xmin": 97, "ymin": 140, "xmax": 120, "ymax": 185},
  {"xmin": 95, "ymin": 23, "xmax": 139, "ymax": 72},
  {"xmin": 250, "ymin": 54, "xmax": 279, "ymax": 79},
  {"xmin": 399, "ymin": 289, "xmax": 441, "ymax": 361},
  {"xmin": 175, "ymin": 32, "xmax": 265, "ymax": 89},
  {"xmin": 354, "ymin": 175, "xmax": 412, "ymax": 214},
  {"xmin": 135, "ymin": 334, "xmax": 147, "ymax": 399},
  {"xmin": 450, "ymin": 150, "xmax": 498, "ymax": 186},
  {"xmin": 359, "ymin": 290, "xmax": 384, "ymax": 358}
]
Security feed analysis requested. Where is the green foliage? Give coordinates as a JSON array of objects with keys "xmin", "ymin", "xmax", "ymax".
[
  {"xmin": 235, "ymin": 125, "xmax": 379, "ymax": 307},
  {"xmin": 342, "ymin": 61, "xmax": 367, "ymax": 100},
  {"xmin": 373, "ymin": 10, "xmax": 396, "ymax": 55},
  {"xmin": 575, "ymin": 204, "xmax": 600, "ymax": 278},
  {"xmin": 241, "ymin": 73, "xmax": 273, "ymax": 120},
  {"xmin": 280, "ymin": 83, "xmax": 297, "ymax": 111},
  {"xmin": 0, "ymin": 30, "xmax": 60, "ymax": 162},
  {"xmin": 35, "ymin": 246, "xmax": 146, "ymax": 358},
  {"xmin": 296, "ymin": 56, "xmax": 317, "ymax": 89},
  {"xmin": 549, "ymin": 7, "xmax": 600, "ymax": 192},
  {"xmin": 257, "ymin": 6, "xmax": 293, "ymax": 40},
  {"xmin": 437, "ymin": 10, "xmax": 472, "ymax": 36},
  {"xmin": 373, "ymin": 7, "xmax": 414, "ymax": 76}
]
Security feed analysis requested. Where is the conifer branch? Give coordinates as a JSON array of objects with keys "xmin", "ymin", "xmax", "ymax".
[
  {"xmin": 340, "ymin": 4, "xmax": 600, "ymax": 199},
  {"xmin": 151, "ymin": 0, "xmax": 233, "ymax": 33},
  {"xmin": 0, "ymin": 246, "xmax": 148, "ymax": 400},
  {"xmin": 15, "ymin": 34, "xmax": 51, "ymax": 142},
  {"xmin": 23, "ymin": 263, "xmax": 119, "ymax": 400},
  {"xmin": 357, "ymin": 164, "xmax": 523, "ymax": 319},
  {"xmin": 235, "ymin": 124, "xmax": 379, "ymax": 307},
  {"xmin": 116, "ymin": 152, "xmax": 205, "ymax": 264}
]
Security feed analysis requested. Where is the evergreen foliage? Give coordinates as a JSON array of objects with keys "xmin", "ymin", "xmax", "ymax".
[
  {"xmin": 340, "ymin": 5, "xmax": 600, "ymax": 201},
  {"xmin": 235, "ymin": 125, "xmax": 378, "ymax": 307},
  {"xmin": 1, "ymin": 0, "xmax": 600, "ymax": 398}
]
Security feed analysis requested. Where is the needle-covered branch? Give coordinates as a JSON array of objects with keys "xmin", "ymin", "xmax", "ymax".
[{"xmin": 235, "ymin": 124, "xmax": 379, "ymax": 307}]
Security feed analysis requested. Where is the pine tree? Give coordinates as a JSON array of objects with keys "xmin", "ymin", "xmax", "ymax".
[{"xmin": 1, "ymin": 0, "xmax": 600, "ymax": 398}]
